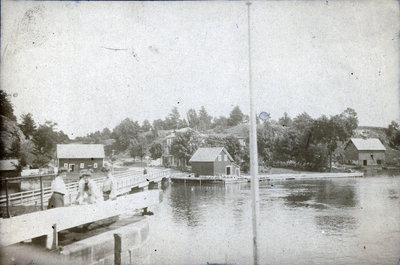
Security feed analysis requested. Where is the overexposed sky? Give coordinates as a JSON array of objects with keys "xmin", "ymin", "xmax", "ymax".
[{"xmin": 1, "ymin": 1, "xmax": 399, "ymax": 137}]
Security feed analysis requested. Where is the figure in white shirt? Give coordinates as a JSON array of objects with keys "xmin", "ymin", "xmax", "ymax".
[
  {"xmin": 102, "ymin": 167, "xmax": 117, "ymax": 201},
  {"xmin": 48, "ymin": 167, "xmax": 68, "ymax": 209},
  {"xmin": 75, "ymin": 170, "xmax": 103, "ymax": 204}
]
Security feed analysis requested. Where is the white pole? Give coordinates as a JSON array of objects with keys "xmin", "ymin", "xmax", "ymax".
[{"xmin": 246, "ymin": 2, "xmax": 260, "ymax": 265}]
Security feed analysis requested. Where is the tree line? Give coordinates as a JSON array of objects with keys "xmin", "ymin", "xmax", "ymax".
[
  {"xmin": 1, "ymin": 88, "xmax": 399, "ymax": 172},
  {"xmin": 0, "ymin": 91, "xmax": 70, "ymax": 170},
  {"xmin": 75, "ymin": 105, "xmax": 249, "ymax": 158}
]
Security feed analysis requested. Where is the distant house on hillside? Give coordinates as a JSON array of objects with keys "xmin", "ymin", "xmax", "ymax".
[
  {"xmin": 162, "ymin": 133, "xmax": 177, "ymax": 167},
  {"xmin": 57, "ymin": 144, "xmax": 104, "ymax": 172},
  {"xmin": 189, "ymin": 147, "xmax": 240, "ymax": 177},
  {"xmin": 0, "ymin": 159, "xmax": 19, "ymax": 178},
  {"xmin": 161, "ymin": 127, "xmax": 199, "ymax": 167},
  {"xmin": 344, "ymin": 138, "xmax": 386, "ymax": 166}
]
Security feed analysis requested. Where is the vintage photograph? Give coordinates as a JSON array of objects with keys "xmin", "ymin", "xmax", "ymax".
[{"xmin": 1, "ymin": 1, "xmax": 399, "ymax": 264}]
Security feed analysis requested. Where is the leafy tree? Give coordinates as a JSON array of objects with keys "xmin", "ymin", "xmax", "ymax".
[
  {"xmin": 9, "ymin": 134, "xmax": 27, "ymax": 172},
  {"xmin": 149, "ymin": 142, "xmax": 163, "ymax": 160},
  {"xmin": 186, "ymin": 109, "xmax": 199, "ymax": 129},
  {"xmin": 19, "ymin": 113, "xmax": 36, "ymax": 139},
  {"xmin": 57, "ymin": 130, "xmax": 70, "ymax": 144},
  {"xmin": 101, "ymin": 128, "xmax": 111, "ymax": 140},
  {"xmin": 164, "ymin": 107, "xmax": 181, "ymax": 130},
  {"xmin": 278, "ymin": 112, "xmax": 293, "ymax": 127},
  {"xmin": 130, "ymin": 138, "xmax": 147, "ymax": 161},
  {"xmin": 312, "ymin": 109, "xmax": 358, "ymax": 171},
  {"xmin": 0, "ymin": 90, "xmax": 16, "ymax": 121},
  {"xmin": 142, "ymin": 120, "xmax": 152, "ymax": 132},
  {"xmin": 212, "ymin": 116, "xmax": 228, "ymax": 131},
  {"xmin": 32, "ymin": 121, "xmax": 60, "ymax": 168},
  {"xmin": 198, "ymin": 106, "xmax": 212, "ymax": 131},
  {"xmin": 111, "ymin": 118, "xmax": 141, "ymax": 151},
  {"xmin": 33, "ymin": 121, "xmax": 59, "ymax": 154},
  {"xmin": 257, "ymin": 121, "xmax": 277, "ymax": 165},
  {"xmin": 386, "ymin": 121, "xmax": 400, "ymax": 149},
  {"xmin": 9, "ymin": 135, "xmax": 21, "ymax": 159},
  {"xmin": 171, "ymin": 131, "xmax": 201, "ymax": 168},
  {"xmin": 177, "ymin": 118, "xmax": 188, "ymax": 129},
  {"xmin": 228, "ymin": 106, "xmax": 244, "ymax": 127},
  {"xmin": 153, "ymin": 119, "xmax": 165, "ymax": 131}
]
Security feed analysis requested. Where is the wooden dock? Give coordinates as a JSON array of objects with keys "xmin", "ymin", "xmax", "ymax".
[
  {"xmin": 254, "ymin": 172, "xmax": 364, "ymax": 181},
  {"xmin": 170, "ymin": 173, "xmax": 247, "ymax": 184},
  {"xmin": 0, "ymin": 190, "xmax": 161, "ymax": 249},
  {"xmin": 170, "ymin": 172, "xmax": 364, "ymax": 184}
]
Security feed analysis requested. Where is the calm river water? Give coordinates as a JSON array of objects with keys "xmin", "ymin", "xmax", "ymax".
[{"xmin": 144, "ymin": 176, "xmax": 400, "ymax": 265}]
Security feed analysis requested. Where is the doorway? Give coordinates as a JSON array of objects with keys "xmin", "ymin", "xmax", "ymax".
[
  {"xmin": 226, "ymin": 166, "xmax": 231, "ymax": 175},
  {"xmin": 69, "ymin": 164, "xmax": 75, "ymax": 172}
]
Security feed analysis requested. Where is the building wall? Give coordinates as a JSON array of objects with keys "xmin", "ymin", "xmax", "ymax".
[
  {"xmin": 344, "ymin": 142, "xmax": 359, "ymax": 162},
  {"xmin": 58, "ymin": 158, "xmax": 103, "ymax": 172},
  {"xmin": 213, "ymin": 150, "xmax": 239, "ymax": 176},
  {"xmin": 191, "ymin": 162, "xmax": 214, "ymax": 176},
  {"xmin": 357, "ymin": 151, "xmax": 385, "ymax": 166}
]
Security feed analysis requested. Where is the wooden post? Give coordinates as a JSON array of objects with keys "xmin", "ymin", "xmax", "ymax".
[
  {"xmin": 114, "ymin": 233, "xmax": 122, "ymax": 265},
  {"xmin": 247, "ymin": 3, "xmax": 260, "ymax": 265},
  {"xmin": 52, "ymin": 223, "xmax": 58, "ymax": 249},
  {"xmin": 40, "ymin": 176, "xmax": 44, "ymax": 211},
  {"xmin": 5, "ymin": 179, "xmax": 11, "ymax": 218}
]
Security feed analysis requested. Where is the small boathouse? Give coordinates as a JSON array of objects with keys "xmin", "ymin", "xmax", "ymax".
[
  {"xmin": 189, "ymin": 147, "xmax": 240, "ymax": 177},
  {"xmin": 344, "ymin": 138, "xmax": 386, "ymax": 166}
]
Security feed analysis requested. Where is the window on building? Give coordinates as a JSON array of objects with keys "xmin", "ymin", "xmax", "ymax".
[
  {"xmin": 64, "ymin": 163, "xmax": 68, "ymax": 169},
  {"xmin": 363, "ymin": 160, "xmax": 367, "ymax": 166},
  {"xmin": 224, "ymin": 155, "xmax": 227, "ymax": 161},
  {"xmin": 377, "ymin": 160, "xmax": 382, "ymax": 165},
  {"xmin": 218, "ymin": 155, "xmax": 222, "ymax": 161},
  {"xmin": 94, "ymin": 163, "xmax": 98, "ymax": 168},
  {"xmin": 80, "ymin": 163, "xmax": 84, "ymax": 169}
]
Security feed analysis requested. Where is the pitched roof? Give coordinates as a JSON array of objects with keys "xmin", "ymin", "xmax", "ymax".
[
  {"xmin": 347, "ymin": 138, "xmax": 386, "ymax": 151},
  {"xmin": 189, "ymin": 147, "xmax": 233, "ymax": 162},
  {"xmin": 57, "ymin": 144, "xmax": 105, "ymax": 159},
  {"xmin": 0, "ymin": 159, "xmax": 19, "ymax": 171}
]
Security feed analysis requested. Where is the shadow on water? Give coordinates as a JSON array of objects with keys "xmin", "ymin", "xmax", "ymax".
[
  {"xmin": 282, "ymin": 179, "xmax": 357, "ymax": 209},
  {"xmin": 315, "ymin": 214, "xmax": 358, "ymax": 235},
  {"xmin": 168, "ymin": 184, "xmax": 229, "ymax": 227}
]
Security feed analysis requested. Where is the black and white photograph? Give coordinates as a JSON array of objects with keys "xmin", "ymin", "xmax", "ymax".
[{"xmin": 1, "ymin": 1, "xmax": 399, "ymax": 264}]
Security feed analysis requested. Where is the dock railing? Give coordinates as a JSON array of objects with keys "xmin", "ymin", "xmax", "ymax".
[{"xmin": 0, "ymin": 169, "xmax": 171, "ymax": 218}]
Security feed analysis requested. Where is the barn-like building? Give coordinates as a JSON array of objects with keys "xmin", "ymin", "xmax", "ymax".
[
  {"xmin": 57, "ymin": 144, "xmax": 104, "ymax": 172},
  {"xmin": 344, "ymin": 138, "xmax": 386, "ymax": 166},
  {"xmin": 189, "ymin": 147, "xmax": 240, "ymax": 177}
]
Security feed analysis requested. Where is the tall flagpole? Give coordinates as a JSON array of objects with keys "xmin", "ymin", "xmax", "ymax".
[{"xmin": 246, "ymin": 2, "xmax": 260, "ymax": 265}]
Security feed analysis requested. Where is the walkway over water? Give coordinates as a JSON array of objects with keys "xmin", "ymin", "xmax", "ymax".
[
  {"xmin": 0, "ymin": 190, "xmax": 161, "ymax": 249},
  {"xmin": 0, "ymin": 169, "xmax": 171, "ymax": 210}
]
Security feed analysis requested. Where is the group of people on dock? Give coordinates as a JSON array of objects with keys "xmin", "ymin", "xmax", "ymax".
[{"xmin": 47, "ymin": 166, "xmax": 117, "ymax": 209}]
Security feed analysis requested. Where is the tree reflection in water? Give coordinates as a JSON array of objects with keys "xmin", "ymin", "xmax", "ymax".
[
  {"xmin": 283, "ymin": 179, "xmax": 357, "ymax": 209},
  {"xmin": 282, "ymin": 179, "xmax": 359, "ymax": 234}
]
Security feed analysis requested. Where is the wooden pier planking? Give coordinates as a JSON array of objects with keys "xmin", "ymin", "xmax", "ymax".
[
  {"xmin": 170, "ymin": 172, "xmax": 364, "ymax": 184},
  {"xmin": 0, "ymin": 190, "xmax": 161, "ymax": 248}
]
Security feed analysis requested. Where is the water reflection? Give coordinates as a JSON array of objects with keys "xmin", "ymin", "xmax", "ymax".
[
  {"xmin": 282, "ymin": 179, "xmax": 357, "ymax": 209},
  {"xmin": 147, "ymin": 176, "xmax": 400, "ymax": 265},
  {"xmin": 315, "ymin": 215, "xmax": 358, "ymax": 235}
]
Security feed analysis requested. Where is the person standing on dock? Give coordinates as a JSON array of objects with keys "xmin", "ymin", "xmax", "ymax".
[
  {"xmin": 48, "ymin": 167, "xmax": 68, "ymax": 209},
  {"xmin": 102, "ymin": 167, "xmax": 116, "ymax": 201},
  {"xmin": 75, "ymin": 170, "xmax": 103, "ymax": 204}
]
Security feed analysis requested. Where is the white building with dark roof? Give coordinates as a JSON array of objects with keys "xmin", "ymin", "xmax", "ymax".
[
  {"xmin": 57, "ymin": 144, "xmax": 105, "ymax": 172},
  {"xmin": 344, "ymin": 138, "xmax": 386, "ymax": 166}
]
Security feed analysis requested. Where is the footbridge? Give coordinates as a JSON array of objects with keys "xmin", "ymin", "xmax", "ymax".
[{"xmin": 0, "ymin": 169, "xmax": 172, "ymax": 217}]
